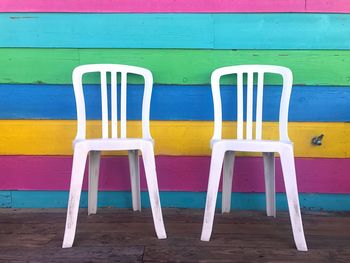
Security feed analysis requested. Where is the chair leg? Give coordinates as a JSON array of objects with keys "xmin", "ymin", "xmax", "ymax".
[
  {"xmin": 141, "ymin": 143, "xmax": 167, "ymax": 239},
  {"xmin": 88, "ymin": 151, "xmax": 101, "ymax": 215},
  {"xmin": 279, "ymin": 146, "xmax": 308, "ymax": 251},
  {"xmin": 201, "ymin": 145, "xmax": 225, "ymax": 241},
  {"xmin": 62, "ymin": 145, "xmax": 89, "ymax": 248},
  {"xmin": 222, "ymin": 151, "xmax": 235, "ymax": 213},
  {"xmin": 263, "ymin": 152, "xmax": 276, "ymax": 217},
  {"xmin": 128, "ymin": 150, "xmax": 141, "ymax": 211}
]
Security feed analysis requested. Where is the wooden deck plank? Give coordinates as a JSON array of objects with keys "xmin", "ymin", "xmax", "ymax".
[
  {"xmin": 143, "ymin": 246, "xmax": 350, "ymax": 262},
  {"xmin": 0, "ymin": 208, "xmax": 350, "ymax": 262},
  {"xmin": 0, "ymin": 247, "xmax": 144, "ymax": 262}
]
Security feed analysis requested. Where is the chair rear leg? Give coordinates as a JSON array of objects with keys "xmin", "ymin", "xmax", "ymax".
[
  {"xmin": 201, "ymin": 145, "xmax": 225, "ymax": 241},
  {"xmin": 88, "ymin": 151, "xmax": 101, "ymax": 215},
  {"xmin": 141, "ymin": 143, "xmax": 167, "ymax": 239},
  {"xmin": 280, "ymin": 147, "xmax": 308, "ymax": 251},
  {"xmin": 222, "ymin": 151, "xmax": 235, "ymax": 213},
  {"xmin": 63, "ymin": 145, "xmax": 88, "ymax": 248},
  {"xmin": 263, "ymin": 152, "xmax": 276, "ymax": 217},
  {"xmin": 128, "ymin": 150, "xmax": 141, "ymax": 211}
]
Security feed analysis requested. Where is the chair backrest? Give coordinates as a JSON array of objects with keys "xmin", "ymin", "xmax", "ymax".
[
  {"xmin": 72, "ymin": 64, "xmax": 153, "ymax": 140},
  {"xmin": 211, "ymin": 65, "xmax": 293, "ymax": 142}
]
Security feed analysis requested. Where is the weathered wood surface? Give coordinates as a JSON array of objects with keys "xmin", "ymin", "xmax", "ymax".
[{"xmin": 0, "ymin": 208, "xmax": 350, "ymax": 262}]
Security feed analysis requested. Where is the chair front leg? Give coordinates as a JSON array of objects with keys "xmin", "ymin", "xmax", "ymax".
[
  {"xmin": 279, "ymin": 146, "xmax": 308, "ymax": 251},
  {"xmin": 201, "ymin": 144, "xmax": 225, "ymax": 241},
  {"xmin": 222, "ymin": 151, "xmax": 235, "ymax": 213},
  {"xmin": 263, "ymin": 152, "xmax": 276, "ymax": 217},
  {"xmin": 141, "ymin": 142, "xmax": 167, "ymax": 239},
  {"xmin": 88, "ymin": 151, "xmax": 101, "ymax": 215},
  {"xmin": 63, "ymin": 144, "xmax": 89, "ymax": 248},
  {"xmin": 128, "ymin": 150, "xmax": 141, "ymax": 211}
]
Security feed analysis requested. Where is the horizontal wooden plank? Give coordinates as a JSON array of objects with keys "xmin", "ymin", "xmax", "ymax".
[
  {"xmin": 2, "ymin": 209, "xmax": 350, "ymax": 263},
  {"xmin": 1, "ymin": 14, "xmax": 350, "ymax": 49},
  {"xmin": 2, "ymin": 0, "xmax": 350, "ymax": 14},
  {"xmin": 1, "ymin": 156, "xmax": 349, "ymax": 194},
  {"xmin": 307, "ymin": 0, "xmax": 350, "ymax": 13},
  {"xmin": 143, "ymin": 245, "xmax": 350, "ymax": 262},
  {"xmin": 3, "ymin": 191, "xmax": 350, "ymax": 211},
  {"xmin": 0, "ymin": 120, "xmax": 348, "ymax": 157},
  {"xmin": 0, "ymin": 191, "xmax": 11, "ymax": 207},
  {"xmin": 1, "ymin": 84, "xmax": 349, "ymax": 122},
  {"xmin": 1, "ymin": 49, "xmax": 350, "ymax": 86},
  {"xmin": 0, "ymin": 0, "xmax": 305, "ymax": 13},
  {"xmin": 214, "ymin": 14, "xmax": 350, "ymax": 49},
  {"xmin": 0, "ymin": 246, "xmax": 144, "ymax": 261},
  {"xmin": 0, "ymin": 13, "xmax": 213, "ymax": 48}
]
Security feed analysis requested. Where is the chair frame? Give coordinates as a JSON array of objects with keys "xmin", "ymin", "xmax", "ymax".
[
  {"xmin": 62, "ymin": 64, "xmax": 167, "ymax": 248},
  {"xmin": 200, "ymin": 65, "xmax": 308, "ymax": 251}
]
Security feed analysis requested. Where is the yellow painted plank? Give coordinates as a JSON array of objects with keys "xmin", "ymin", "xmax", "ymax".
[{"xmin": 0, "ymin": 120, "xmax": 348, "ymax": 158}]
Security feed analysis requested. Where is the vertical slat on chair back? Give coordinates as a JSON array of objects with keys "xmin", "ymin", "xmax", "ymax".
[
  {"xmin": 111, "ymin": 72, "xmax": 118, "ymax": 138},
  {"xmin": 246, "ymin": 72, "xmax": 254, "ymax": 140},
  {"xmin": 72, "ymin": 64, "xmax": 153, "ymax": 141},
  {"xmin": 236, "ymin": 73, "xmax": 244, "ymax": 139},
  {"xmin": 120, "ymin": 72, "xmax": 127, "ymax": 139},
  {"xmin": 255, "ymin": 73, "xmax": 265, "ymax": 140},
  {"xmin": 211, "ymin": 65, "xmax": 292, "ymax": 142},
  {"xmin": 100, "ymin": 71, "xmax": 109, "ymax": 138}
]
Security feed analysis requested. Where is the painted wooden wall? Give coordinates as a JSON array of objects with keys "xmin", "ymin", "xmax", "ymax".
[{"xmin": 0, "ymin": 0, "xmax": 349, "ymax": 210}]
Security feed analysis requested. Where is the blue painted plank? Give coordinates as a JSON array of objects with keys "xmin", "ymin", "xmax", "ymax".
[
  {"xmin": 6, "ymin": 191, "xmax": 350, "ymax": 211},
  {"xmin": 1, "ymin": 13, "xmax": 350, "ymax": 49},
  {"xmin": 0, "ymin": 84, "xmax": 349, "ymax": 122}
]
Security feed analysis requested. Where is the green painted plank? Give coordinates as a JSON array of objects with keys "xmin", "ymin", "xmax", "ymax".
[
  {"xmin": 6, "ymin": 191, "xmax": 350, "ymax": 211},
  {"xmin": 1, "ymin": 49, "xmax": 350, "ymax": 86},
  {"xmin": 1, "ymin": 13, "xmax": 350, "ymax": 49}
]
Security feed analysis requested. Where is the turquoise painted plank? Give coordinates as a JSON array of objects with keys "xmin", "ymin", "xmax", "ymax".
[
  {"xmin": 0, "ymin": 191, "xmax": 11, "ymax": 208},
  {"xmin": 1, "ymin": 84, "xmax": 350, "ymax": 122},
  {"xmin": 7, "ymin": 191, "xmax": 350, "ymax": 211},
  {"xmin": 0, "ymin": 14, "xmax": 213, "ymax": 48},
  {"xmin": 214, "ymin": 14, "xmax": 350, "ymax": 49},
  {"xmin": 1, "ymin": 14, "xmax": 350, "ymax": 49}
]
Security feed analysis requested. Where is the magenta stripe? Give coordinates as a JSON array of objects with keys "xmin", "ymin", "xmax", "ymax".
[
  {"xmin": 0, "ymin": 0, "xmax": 333, "ymax": 13},
  {"xmin": 0, "ymin": 156, "xmax": 349, "ymax": 193}
]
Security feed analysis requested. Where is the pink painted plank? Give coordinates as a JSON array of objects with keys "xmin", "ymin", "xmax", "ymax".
[
  {"xmin": 3, "ymin": 0, "xmax": 349, "ymax": 13},
  {"xmin": 0, "ymin": 156, "xmax": 349, "ymax": 193},
  {"xmin": 0, "ymin": 0, "xmax": 306, "ymax": 13},
  {"xmin": 307, "ymin": 0, "xmax": 350, "ymax": 13}
]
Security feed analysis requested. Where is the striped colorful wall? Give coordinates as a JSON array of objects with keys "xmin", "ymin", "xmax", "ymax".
[{"xmin": 0, "ymin": 0, "xmax": 350, "ymax": 210}]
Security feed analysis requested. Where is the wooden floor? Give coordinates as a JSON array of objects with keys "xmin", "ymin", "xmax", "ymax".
[{"xmin": 1, "ymin": 208, "xmax": 350, "ymax": 262}]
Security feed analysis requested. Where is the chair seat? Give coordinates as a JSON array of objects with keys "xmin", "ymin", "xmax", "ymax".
[
  {"xmin": 74, "ymin": 138, "xmax": 154, "ymax": 151},
  {"xmin": 211, "ymin": 139, "xmax": 293, "ymax": 153}
]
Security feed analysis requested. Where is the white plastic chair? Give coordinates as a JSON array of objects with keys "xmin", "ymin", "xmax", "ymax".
[
  {"xmin": 200, "ymin": 65, "xmax": 307, "ymax": 251},
  {"xmin": 62, "ymin": 64, "xmax": 167, "ymax": 248}
]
